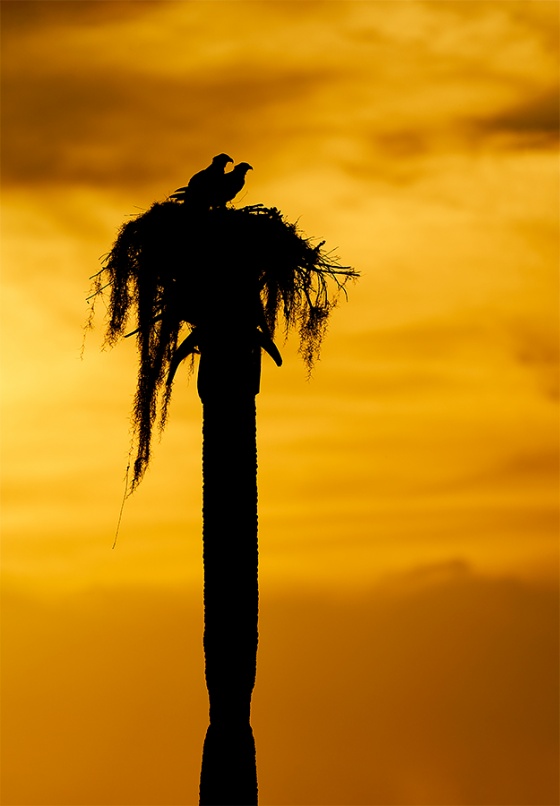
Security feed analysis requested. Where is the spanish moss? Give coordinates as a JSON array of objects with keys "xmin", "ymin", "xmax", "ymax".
[{"xmin": 88, "ymin": 202, "xmax": 357, "ymax": 489}]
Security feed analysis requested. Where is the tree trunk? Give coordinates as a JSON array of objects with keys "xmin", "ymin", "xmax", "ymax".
[{"xmin": 198, "ymin": 327, "xmax": 260, "ymax": 805}]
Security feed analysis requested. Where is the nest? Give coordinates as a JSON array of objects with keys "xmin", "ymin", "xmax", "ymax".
[{"xmin": 87, "ymin": 202, "xmax": 357, "ymax": 489}]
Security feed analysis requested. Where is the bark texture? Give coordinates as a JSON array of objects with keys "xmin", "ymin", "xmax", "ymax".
[{"xmin": 198, "ymin": 341, "xmax": 259, "ymax": 805}]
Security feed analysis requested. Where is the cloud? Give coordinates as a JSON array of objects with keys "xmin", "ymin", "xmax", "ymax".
[
  {"xmin": 510, "ymin": 316, "xmax": 560, "ymax": 400},
  {"xmin": 2, "ymin": 570, "xmax": 558, "ymax": 804},
  {"xmin": 1, "ymin": 0, "xmax": 160, "ymax": 31},
  {"xmin": 256, "ymin": 568, "xmax": 559, "ymax": 805},
  {"xmin": 2, "ymin": 1, "xmax": 341, "ymax": 187},
  {"xmin": 2, "ymin": 0, "xmax": 557, "ymax": 193},
  {"xmin": 1, "ymin": 0, "xmax": 556, "ymax": 637},
  {"xmin": 1, "ymin": 61, "xmax": 336, "ymax": 187},
  {"xmin": 467, "ymin": 86, "xmax": 560, "ymax": 149}
]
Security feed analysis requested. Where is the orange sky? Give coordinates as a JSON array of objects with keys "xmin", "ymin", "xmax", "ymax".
[{"xmin": 1, "ymin": 2, "xmax": 558, "ymax": 804}]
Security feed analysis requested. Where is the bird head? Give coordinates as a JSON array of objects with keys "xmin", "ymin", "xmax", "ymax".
[
  {"xmin": 236, "ymin": 162, "xmax": 253, "ymax": 174},
  {"xmin": 213, "ymin": 153, "xmax": 234, "ymax": 167}
]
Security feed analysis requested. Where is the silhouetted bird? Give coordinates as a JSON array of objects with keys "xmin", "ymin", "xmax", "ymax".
[
  {"xmin": 170, "ymin": 153, "xmax": 233, "ymax": 206},
  {"xmin": 213, "ymin": 162, "xmax": 253, "ymax": 207}
]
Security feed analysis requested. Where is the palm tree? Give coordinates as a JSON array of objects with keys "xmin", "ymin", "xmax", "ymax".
[{"xmin": 88, "ymin": 198, "xmax": 357, "ymax": 805}]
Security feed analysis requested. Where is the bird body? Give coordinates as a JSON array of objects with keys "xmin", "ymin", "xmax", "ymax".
[
  {"xmin": 213, "ymin": 162, "xmax": 253, "ymax": 207},
  {"xmin": 170, "ymin": 153, "xmax": 233, "ymax": 206}
]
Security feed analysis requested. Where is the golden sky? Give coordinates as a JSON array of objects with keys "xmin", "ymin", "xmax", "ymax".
[{"xmin": 1, "ymin": 2, "xmax": 558, "ymax": 804}]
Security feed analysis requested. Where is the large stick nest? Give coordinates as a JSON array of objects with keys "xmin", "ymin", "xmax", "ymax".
[{"xmin": 87, "ymin": 202, "xmax": 357, "ymax": 489}]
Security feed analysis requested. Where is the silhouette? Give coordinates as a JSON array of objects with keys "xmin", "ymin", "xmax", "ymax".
[
  {"xmin": 170, "ymin": 152, "xmax": 233, "ymax": 207},
  {"xmin": 88, "ymin": 156, "xmax": 357, "ymax": 805},
  {"xmin": 213, "ymin": 161, "xmax": 253, "ymax": 206}
]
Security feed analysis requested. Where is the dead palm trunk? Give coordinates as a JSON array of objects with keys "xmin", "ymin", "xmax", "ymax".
[{"xmin": 197, "ymin": 273, "xmax": 261, "ymax": 805}]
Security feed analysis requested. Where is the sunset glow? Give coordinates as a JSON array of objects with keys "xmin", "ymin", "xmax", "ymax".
[{"xmin": 1, "ymin": 2, "xmax": 558, "ymax": 804}]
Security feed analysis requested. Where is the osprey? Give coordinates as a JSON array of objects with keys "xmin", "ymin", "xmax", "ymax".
[
  {"xmin": 213, "ymin": 162, "xmax": 253, "ymax": 206},
  {"xmin": 170, "ymin": 153, "xmax": 233, "ymax": 206}
]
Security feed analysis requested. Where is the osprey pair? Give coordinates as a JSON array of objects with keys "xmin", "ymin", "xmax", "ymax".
[{"xmin": 170, "ymin": 153, "xmax": 253, "ymax": 209}]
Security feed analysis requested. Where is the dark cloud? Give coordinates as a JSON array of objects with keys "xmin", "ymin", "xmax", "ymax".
[
  {"xmin": 1, "ymin": 1, "xmax": 345, "ymax": 191},
  {"xmin": 468, "ymin": 86, "xmax": 560, "ymax": 149},
  {"xmin": 2, "ymin": 0, "xmax": 557, "ymax": 195},
  {"xmin": 1, "ymin": 63, "xmax": 335, "ymax": 189},
  {"xmin": 511, "ymin": 317, "xmax": 560, "ymax": 400},
  {"xmin": 1, "ymin": 0, "xmax": 160, "ymax": 31},
  {"xmin": 351, "ymin": 83, "xmax": 559, "ymax": 183},
  {"xmin": 340, "ymin": 90, "xmax": 558, "ymax": 187}
]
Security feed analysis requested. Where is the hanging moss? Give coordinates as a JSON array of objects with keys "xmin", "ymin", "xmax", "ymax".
[{"xmin": 88, "ymin": 202, "xmax": 357, "ymax": 488}]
